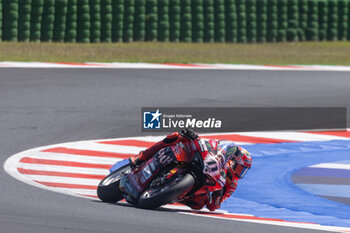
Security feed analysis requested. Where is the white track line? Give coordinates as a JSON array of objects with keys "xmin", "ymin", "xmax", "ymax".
[
  {"xmin": 163, "ymin": 204, "xmax": 350, "ymax": 233},
  {"xmin": 125, "ymin": 136, "xmax": 166, "ymax": 142},
  {"xmin": 310, "ymin": 163, "xmax": 350, "ymax": 170},
  {"xmin": 220, "ymin": 141, "xmax": 255, "ymax": 145},
  {"xmin": 238, "ymin": 131, "xmax": 350, "ymax": 141},
  {"xmin": 54, "ymin": 188, "xmax": 97, "ymax": 196},
  {"xmin": 182, "ymin": 211, "xmax": 350, "ymax": 233},
  {"xmin": 2, "ymin": 62, "xmax": 350, "ymax": 72}
]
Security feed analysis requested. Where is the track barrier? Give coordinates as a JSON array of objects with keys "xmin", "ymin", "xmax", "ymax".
[{"xmin": 1, "ymin": 0, "xmax": 350, "ymax": 43}]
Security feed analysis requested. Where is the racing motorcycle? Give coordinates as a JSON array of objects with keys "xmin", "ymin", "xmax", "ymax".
[{"xmin": 97, "ymin": 138, "xmax": 224, "ymax": 209}]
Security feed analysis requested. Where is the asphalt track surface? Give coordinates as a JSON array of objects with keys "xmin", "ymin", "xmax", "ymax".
[{"xmin": 1, "ymin": 68, "xmax": 349, "ymax": 233}]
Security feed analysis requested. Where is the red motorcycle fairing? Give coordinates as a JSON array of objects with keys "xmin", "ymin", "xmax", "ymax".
[
  {"xmin": 172, "ymin": 139, "xmax": 224, "ymax": 204},
  {"xmin": 171, "ymin": 141, "xmax": 195, "ymax": 163},
  {"xmin": 120, "ymin": 146, "xmax": 177, "ymax": 199},
  {"xmin": 196, "ymin": 139, "xmax": 224, "ymax": 191},
  {"xmin": 175, "ymin": 139, "xmax": 224, "ymax": 207},
  {"xmin": 172, "ymin": 138, "xmax": 224, "ymax": 192},
  {"xmin": 172, "ymin": 139, "xmax": 211, "ymax": 163}
]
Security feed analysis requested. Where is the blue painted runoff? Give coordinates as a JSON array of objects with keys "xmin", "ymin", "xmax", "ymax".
[
  {"xmin": 220, "ymin": 140, "xmax": 350, "ymax": 227},
  {"xmin": 294, "ymin": 167, "xmax": 350, "ymax": 178},
  {"xmin": 296, "ymin": 184, "xmax": 350, "ymax": 198}
]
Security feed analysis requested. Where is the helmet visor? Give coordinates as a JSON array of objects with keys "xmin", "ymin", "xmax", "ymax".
[{"xmin": 232, "ymin": 162, "xmax": 249, "ymax": 179}]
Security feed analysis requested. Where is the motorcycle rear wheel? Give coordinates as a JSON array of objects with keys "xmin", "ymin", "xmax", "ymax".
[
  {"xmin": 97, "ymin": 164, "xmax": 131, "ymax": 203},
  {"xmin": 138, "ymin": 173, "xmax": 195, "ymax": 209}
]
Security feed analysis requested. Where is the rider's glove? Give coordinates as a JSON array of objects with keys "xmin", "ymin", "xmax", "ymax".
[
  {"xmin": 129, "ymin": 154, "xmax": 144, "ymax": 169},
  {"xmin": 180, "ymin": 128, "xmax": 199, "ymax": 141},
  {"xmin": 212, "ymin": 190, "xmax": 223, "ymax": 206},
  {"xmin": 206, "ymin": 189, "xmax": 223, "ymax": 211}
]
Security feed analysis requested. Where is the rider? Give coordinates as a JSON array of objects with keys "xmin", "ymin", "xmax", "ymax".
[{"xmin": 129, "ymin": 128, "xmax": 252, "ymax": 211}]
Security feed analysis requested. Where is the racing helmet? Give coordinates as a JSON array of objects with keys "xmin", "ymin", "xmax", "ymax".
[{"xmin": 228, "ymin": 147, "xmax": 252, "ymax": 179}]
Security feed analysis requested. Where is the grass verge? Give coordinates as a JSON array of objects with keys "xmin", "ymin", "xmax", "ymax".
[{"xmin": 1, "ymin": 41, "xmax": 350, "ymax": 65}]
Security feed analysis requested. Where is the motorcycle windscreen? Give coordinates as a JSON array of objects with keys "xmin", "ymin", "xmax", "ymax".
[{"xmin": 109, "ymin": 159, "xmax": 130, "ymax": 173}]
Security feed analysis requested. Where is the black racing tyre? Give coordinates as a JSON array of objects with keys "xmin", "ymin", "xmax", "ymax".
[
  {"xmin": 138, "ymin": 173, "xmax": 195, "ymax": 209},
  {"xmin": 97, "ymin": 164, "xmax": 131, "ymax": 203}
]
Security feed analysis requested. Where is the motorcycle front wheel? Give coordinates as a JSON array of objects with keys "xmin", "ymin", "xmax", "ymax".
[
  {"xmin": 138, "ymin": 172, "xmax": 195, "ymax": 209},
  {"xmin": 97, "ymin": 163, "xmax": 131, "ymax": 203}
]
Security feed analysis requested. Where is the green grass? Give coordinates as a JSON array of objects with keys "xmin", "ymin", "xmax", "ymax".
[{"xmin": 1, "ymin": 41, "xmax": 350, "ymax": 65}]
